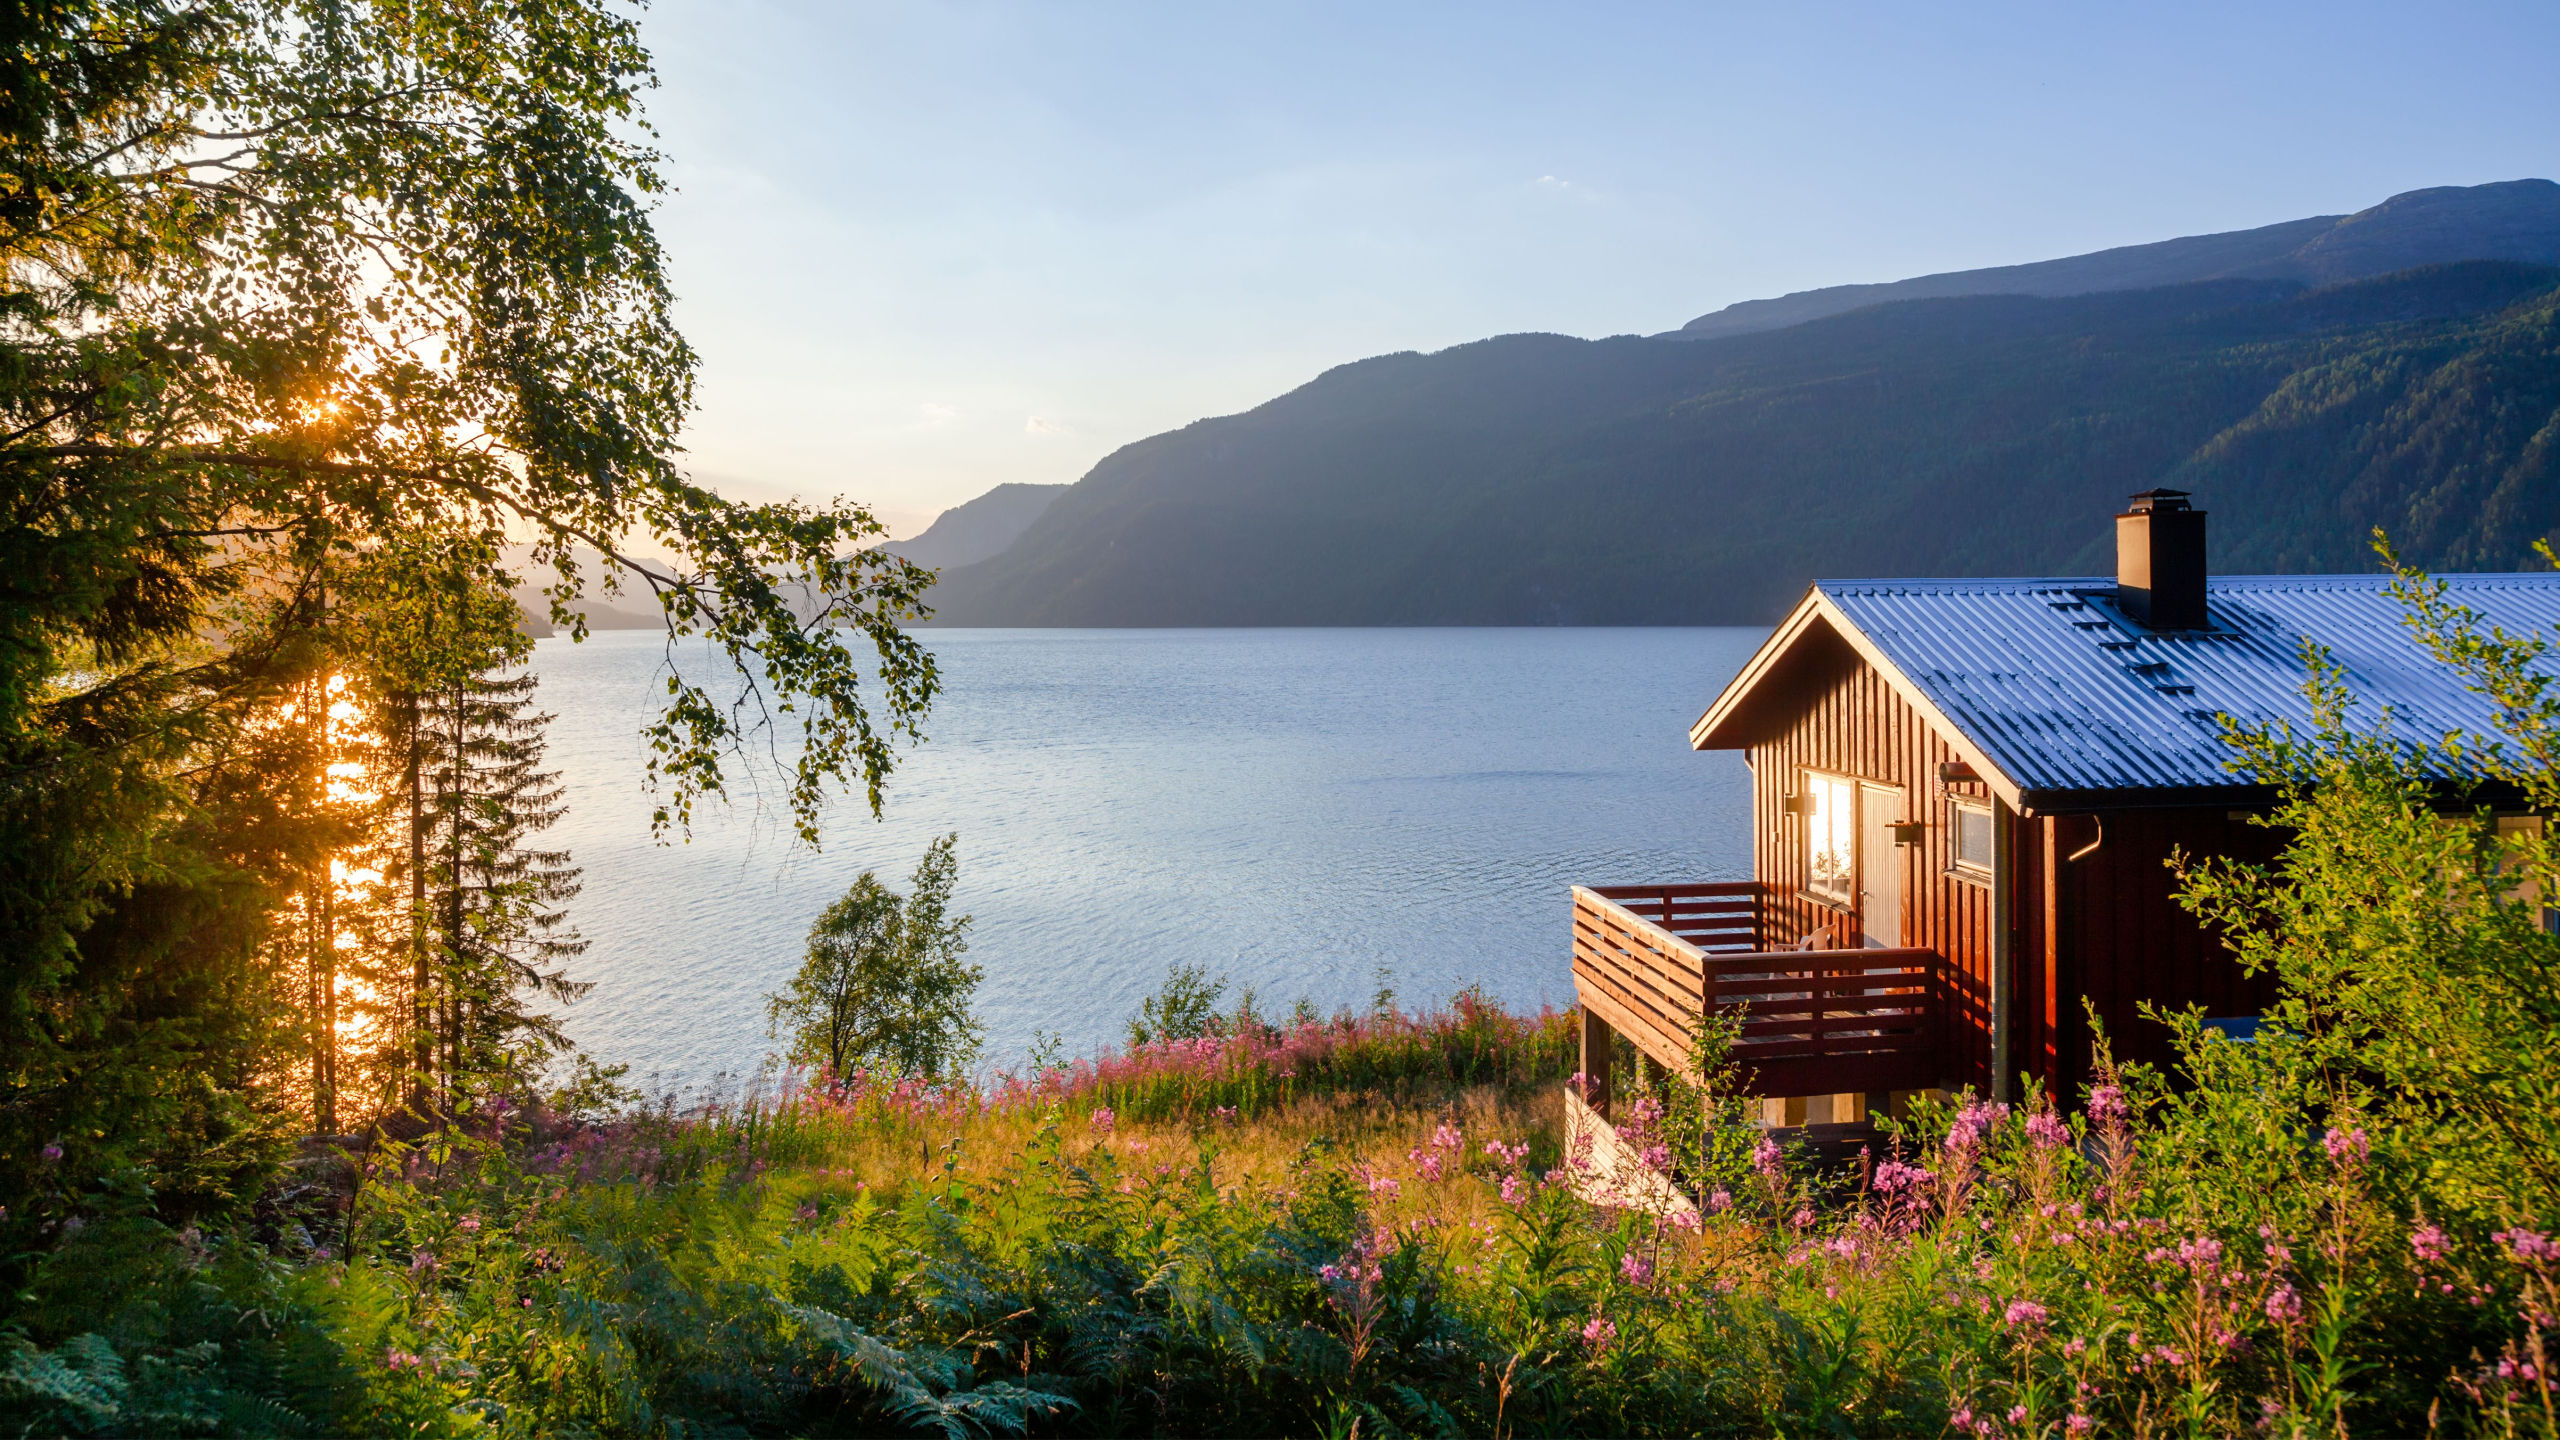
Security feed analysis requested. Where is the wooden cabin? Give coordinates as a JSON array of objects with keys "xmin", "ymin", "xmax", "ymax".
[{"xmin": 1571, "ymin": 490, "xmax": 2560, "ymax": 1127}]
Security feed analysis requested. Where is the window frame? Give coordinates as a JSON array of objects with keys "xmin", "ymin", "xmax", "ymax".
[
  {"xmin": 1947, "ymin": 796, "xmax": 1996, "ymax": 886},
  {"xmin": 1801, "ymin": 769, "xmax": 1859, "ymax": 906}
]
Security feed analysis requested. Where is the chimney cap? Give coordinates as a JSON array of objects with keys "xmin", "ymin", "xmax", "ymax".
[{"xmin": 2124, "ymin": 488, "xmax": 2194, "ymax": 514}]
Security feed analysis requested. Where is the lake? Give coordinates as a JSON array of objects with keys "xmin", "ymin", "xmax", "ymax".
[{"xmin": 532, "ymin": 627, "xmax": 1765, "ymax": 1086}]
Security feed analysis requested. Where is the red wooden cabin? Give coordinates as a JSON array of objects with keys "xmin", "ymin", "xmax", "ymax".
[{"xmin": 1570, "ymin": 491, "xmax": 2560, "ymax": 1127}]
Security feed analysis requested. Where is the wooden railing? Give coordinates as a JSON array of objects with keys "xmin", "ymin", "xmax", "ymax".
[{"xmin": 1571, "ymin": 884, "xmax": 1943, "ymax": 1098}]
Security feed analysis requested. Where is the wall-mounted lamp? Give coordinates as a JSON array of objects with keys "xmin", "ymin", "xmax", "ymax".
[
  {"xmin": 1889, "ymin": 821, "xmax": 1926, "ymax": 846},
  {"xmin": 1938, "ymin": 761, "xmax": 1980, "ymax": 784}
]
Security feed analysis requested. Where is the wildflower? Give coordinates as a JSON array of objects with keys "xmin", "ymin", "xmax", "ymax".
[
  {"xmin": 1620, "ymin": 1252, "xmax": 1653, "ymax": 1285},
  {"xmin": 1367, "ymin": 1174, "xmax": 1401, "ymax": 1198},
  {"xmin": 2026, "ymin": 1110, "xmax": 2070, "ymax": 1150},
  {"xmin": 2497, "ymin": 1228, "xmax": 2558, "ymax": 1263},
  {"xmin": 1671, "ymin": 1207, "xmax": 1703, "ymax": 1231},
  {"xmin": 2266, "ymin": 1283, "xmax": 2302, "ymax": 1323},
  {"xmin": 2004, "ymin": 1299, "xmax": 2049, "ymax": 1329},
  {"xmin": 1946, "ymin": 1101, "xmax": 2009, "ymax": 1154},
  {"xmin": 2088, "ymin": 1084, "xmax": 2129, "ymax": 1125},
  {"xmin": 1706, "ymin": 1188, "xmax": 1733, "ymax": 1214},
  {"xmin": 2322, "ymin": 1126, "xmax": 2370, "ymax": 1165},
  {"xmin": 458, "ymin": 1215, "xmax": 482, "ymax": 1233},
  {"xmin": 1753, "ymin": 1137, "xmax": 1784, "ymax": 1180},
  {"xmin": 1413, "ymin": 1152, "xmax": 1445, "ymax": 1183},
  {"xmin": 38, "ymin": 1144, "xmax": 61, "ymax": 1163},
  {"xmin": 2067, "ymin": 1413, "xmax": 2094, "ymax": 1434},
  {"xmin": 1580, "ymin": 1313, "xmax": 1617, "ymax": 1353},
  {"xmin": 1214, "ymin": 1105, "xmax": 1237, "ymax": 1123},
  {"xmin": 409, "ymin": 1250, "xmax": 437, "ymax": 1276},
  {"xmin": 1790, "ymin": 1206, "xmax": 1813, "ymax": 1228},
  {"xmin": 1872, "ymin": 1158, "xmax": 1934, "ymax": 1197},
  {"xmin": 1432, "ymin": 1123, "xmax": 1463, "ymax": 1151},
  {"xmin": 2008, "ymin": 1406, "xmax": 2028, "ymax": 1424},
  {"xmin": 1639, "ymin": 1143, "xmax": 1672, "ymax": 1172},
  {"xmin": 2411, "ymin": 1223, "xmax": 2451, "ymax": 1264},
  {"xmin": 2063, "ymin": 1336, "xmax": 2087, "ymax": 1358},
  {"xmin": 1089, "ymin": 1107, "xmax": 1116, "ymax": 1135}
]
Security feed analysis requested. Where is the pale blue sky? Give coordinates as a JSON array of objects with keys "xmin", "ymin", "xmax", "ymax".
[{"xmin": 636, "ymin": 0, "xmax": 2560, "ymax": 536}]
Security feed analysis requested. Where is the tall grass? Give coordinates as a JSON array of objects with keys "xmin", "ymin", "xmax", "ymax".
[{"xmin": 7, "ymin": 992, "xmax": 2552, "ymax": 1436}]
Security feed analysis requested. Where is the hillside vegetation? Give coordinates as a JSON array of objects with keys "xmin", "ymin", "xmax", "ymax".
[{"xmin": 927, "ymin": 262, "xmax": 2560, "ymax": 625}]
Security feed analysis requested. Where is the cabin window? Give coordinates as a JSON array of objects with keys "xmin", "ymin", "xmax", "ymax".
[
  {"xmin": 1804, "ymin": 772, "xmax": 1858, "ymax": 903},
  {"xmin": 1950, "ymin": 799, "xmax": 1995, "ymax": 880}
]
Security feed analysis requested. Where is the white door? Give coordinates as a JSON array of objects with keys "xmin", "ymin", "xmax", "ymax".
[{"xmin": 1858, "ymin": 782, "xmax": 1902, "ymax": 948}]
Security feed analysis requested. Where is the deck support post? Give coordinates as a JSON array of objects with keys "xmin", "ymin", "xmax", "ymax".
[{"xmin": 1579, "ymin": 1006, "xmax": 1614, "ymax": 1120}]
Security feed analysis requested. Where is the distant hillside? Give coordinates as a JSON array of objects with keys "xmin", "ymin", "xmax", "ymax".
[
  {"xmin": 883, "ymin": 483, "xmax": 1068, "ymax": 570},
  {"xmin": 923, "ymin": 262, "xmax": 2560, "ymax": 626},
  {"xmin": 1674, "ymin": 179, "xmax": 2560, "ymax": 340}
]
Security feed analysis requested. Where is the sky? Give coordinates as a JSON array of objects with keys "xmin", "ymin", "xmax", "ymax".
[{"xmin": 634, "ymin": 0, "xmax": 2560, "ymax": 539}]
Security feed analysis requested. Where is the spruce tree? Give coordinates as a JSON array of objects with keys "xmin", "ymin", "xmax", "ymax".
[{"xmin": 416, "ymin": 662, "xmax": 589, "ymax": 1108}]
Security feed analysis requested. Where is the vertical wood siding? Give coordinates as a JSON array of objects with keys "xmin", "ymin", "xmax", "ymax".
[
  {"xmin": 1748, "ymin": 646, "xmax": 1999, "ymax": 1094},
  {"xmin": 1745, "ymin": 642, "xmax": 2279, "ymax": 1103}
]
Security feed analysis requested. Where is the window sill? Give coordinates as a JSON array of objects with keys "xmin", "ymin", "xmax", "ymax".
[
  {"xmin": 1943, "ymin": 864, "xmax": 1994, "ymax": 891},
  {"xmin": 1796, "ymin": 889, "xmax": 1857, "ymax": 913}
]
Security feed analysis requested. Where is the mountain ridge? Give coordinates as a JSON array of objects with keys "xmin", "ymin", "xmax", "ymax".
[
  {"xmin": 1672, "ymin": 178, "xmax": 2560, "ymax": 340},
  {"xmin": 922, "ymin": 261, "xmax": 2560, "ymax": 626}
]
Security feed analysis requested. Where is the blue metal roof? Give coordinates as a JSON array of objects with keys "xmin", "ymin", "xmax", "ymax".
[{"xmin": 1810, "ymin": 572, "xmax": 2560, "ymax": 806}]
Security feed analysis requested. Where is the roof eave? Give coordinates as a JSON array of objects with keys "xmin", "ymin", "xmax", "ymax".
[{"xmin": 1693, "ymin": 585, "xmax": 2033, "ymax": 812}]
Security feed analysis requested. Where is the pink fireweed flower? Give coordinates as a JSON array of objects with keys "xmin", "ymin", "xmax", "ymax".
[
  {"xmin": 1581, "ymin": 1314, "xmax": 1617, "ymax": 1353},
  {"xmin": 458, "ymin": 1215, "xmax": 481, "ymax": 1233},
  {"xmin": 1089, "ymin": 1107, "xmax": 1115, "ymax": 1136},
  {"xmin": 2067, "ymin": 1413, "xmax": 2094, "ymax": 1434},
  {"xmin": 1639, "ymin": 1144, "xmax": 1672, "ymax": 1173},
  {"xmin": 2008, "ymin": 1406, "xmax": 2028, "ymax": 1424},
  {"xmin": 38, "ymin": 1144, "xmax": 61, "ymax": 1163},
  {"xmin": 1946, "ymin": 1101, "xmax": 2010, "ymax": 1154},
  {"xmin": 2088, "ymin": 1084, "xmax": 2128, "ymax": 1125},
  {"xmin": 408, "ymin": 1250, "xmax": 437, "ymax": 1276},
  {"xmin": 1620, "ymin": 1252, "xmax": 1653, "ymax": 1285},
  {"xmin": 1500, "ymin": 1174, "xmax": 1527, "ymax": 1206},
  {"xmin": 1367, "ymin": 1174, "xmax": 1401, "ymax": 1198},
  {"xmin": 2026, "ymin": 1110, "xmax": 2071, "ymax": 1150},
  {"xmin": 1706, "ymin": 1187, "xmax": 1734, "ymax": 1214},
  {"xmin": 1790, "ymin": 1207, "xmax": 1814, "ymax": 1229},
  {"xmin": 1412, "ymin": 1151, "xmax": 1445, "ymax": 1183},
  {"xmin": 2496, "ymin": 1228, "xmax": 2558, "ymax": 1263},
  {"xmin": 2322, "ymin": 1126, "xmax": 2370, "ymax": 1165},
  {"xmin": 2411, "ymin": 1223, "xmax": 2452, "ymax": 1264},
  {"xmin": 1213, "ymin": 1105, "xmax": 1237, "ymax": 1123},
  {"xmin": 2004, "ymin": 1299, "xmax": 2050, "ymax": 1329},
  {"xmin": 2266, "ymin": 1283, "xmax": 2302, "ymax": 1323},
  {"xmin": 1671, "ymin": 1207, "xmax": 1703, "ymax": 1231},
  {"xmin": 1753, "ymin": 1137, "xmax": 1784, "ymax": 1180},
  {"xmin": 1432, "ymin": 1122, "xmax": 1464, "ymax": 1151}
]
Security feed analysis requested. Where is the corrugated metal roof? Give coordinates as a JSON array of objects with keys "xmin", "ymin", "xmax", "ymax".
[{"xmin": 1810, "ymin": 572, "xmax": 2560, "ymax": 805}]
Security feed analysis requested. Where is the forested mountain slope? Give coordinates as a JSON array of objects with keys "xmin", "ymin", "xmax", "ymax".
[
  {"xmin": 924, "ymin": 263, "xmax": 2560, "ymax": 625},
  {"xmin": 1672, "ymin": 178, "xmax": 2560, "ymax": 340}
]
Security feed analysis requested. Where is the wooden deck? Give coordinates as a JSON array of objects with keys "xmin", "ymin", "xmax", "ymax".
[{"xmin": 1571, "ymin": 882, "xmax": 1945, "ymax": 1102}]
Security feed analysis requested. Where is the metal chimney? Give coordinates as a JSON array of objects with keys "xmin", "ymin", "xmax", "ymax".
[{"xmin": 2116, "ymin": 489, "xmax": 2207, "ymax": 630}]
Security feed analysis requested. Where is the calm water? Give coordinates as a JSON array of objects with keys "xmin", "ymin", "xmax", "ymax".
[{"xmin": 531, "ymin": 628, "xmax": 1764, "ymax": 1084}]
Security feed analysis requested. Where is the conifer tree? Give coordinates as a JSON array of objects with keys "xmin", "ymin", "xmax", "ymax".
[{"xmin": 416, "ymin": 661, "xmax": 589, "ymax": 1108}]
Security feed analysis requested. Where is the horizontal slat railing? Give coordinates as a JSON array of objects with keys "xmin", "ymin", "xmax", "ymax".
[
  {"xmin": 1582, "ymin": 882, "xmax": 1762, "ymax": 953},
  {"xmin": 1572, "ymin": 885, "xmax": 1943, "ymax": 1098}
]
